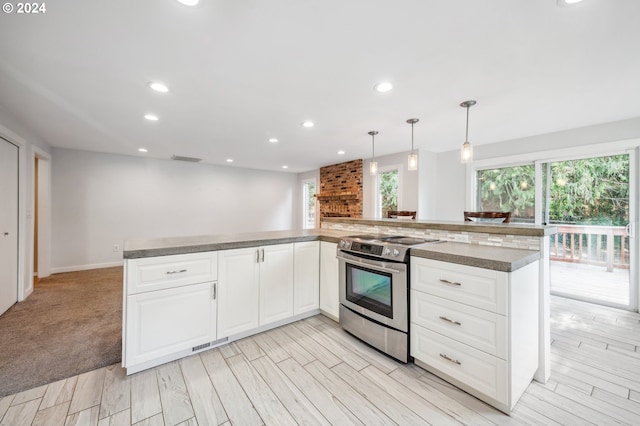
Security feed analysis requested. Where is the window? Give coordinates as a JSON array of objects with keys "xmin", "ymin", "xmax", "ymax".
[
  {"xmin": 475, "ymin": 164, "xmax": 535, "ymax": 223},
  {"xmin": 376, "ymin": 168, "xmax": 399, "ymax": 218},
  {"xmin": 302, "ymin": 178, "xmax": 316, "ymax": 229}
]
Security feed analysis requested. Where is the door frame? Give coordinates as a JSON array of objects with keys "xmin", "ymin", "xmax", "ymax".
[
  {"xmin": 0, "ymin": 125, "xmax": 28, "ymax": 301},
  {"xmin": 32, "ymin": 145, "xmax": 52, "ymax": 279}
]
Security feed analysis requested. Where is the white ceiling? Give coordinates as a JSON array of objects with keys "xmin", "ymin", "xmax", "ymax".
[{"xmin": 1, "ymin": 0, "xmax": 639, "ymax": 173}]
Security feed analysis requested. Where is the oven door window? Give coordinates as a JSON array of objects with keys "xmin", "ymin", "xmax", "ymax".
[{"xmin": 346, "ymin": 263, "xmax": 393, "ymax": 318}]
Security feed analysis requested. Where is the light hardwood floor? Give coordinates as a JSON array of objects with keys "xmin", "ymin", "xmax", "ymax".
[{"xmin": 2, "ymin": 296, "xmax": 640, "ymax": 425}]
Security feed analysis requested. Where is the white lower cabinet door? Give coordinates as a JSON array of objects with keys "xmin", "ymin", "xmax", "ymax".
[
  {"xmin": 293, "ymin": 241, "xmax": 320, "ymax": 315},
  {"xmin": 411, "ymin": 325, "xmax": 508, "ymax": 404},
  {"xmin": 259, "ymin": 244, "xmax": 294, "ymax": 326},
  {"xmin": 218, "ymin": 247, "xmax": 260, "ymax": 337},
  {"xmin": 126, "ymin": 282, "xmax": 216, "ymax": 367},
  {"xmin": 319, "ymin": 241, "xmax": 339, "ymax": 318}
]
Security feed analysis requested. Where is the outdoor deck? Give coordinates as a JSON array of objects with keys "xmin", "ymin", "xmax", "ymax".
[{"xmin": 551, "ymin": 261, "xmax": 630, "ymax": 307}]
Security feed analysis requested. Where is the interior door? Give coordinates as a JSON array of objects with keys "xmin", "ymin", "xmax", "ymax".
[{"xmin": 0, "ymin": 137, "xmax": 19, "ymax": 316}]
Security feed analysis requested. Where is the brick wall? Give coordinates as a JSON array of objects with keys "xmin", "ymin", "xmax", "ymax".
[{"xmin": 318, "ymin": 159, "xmax": 363, "ymax": 218}]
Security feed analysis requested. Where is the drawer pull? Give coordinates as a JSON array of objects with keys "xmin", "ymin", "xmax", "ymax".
[
  {"xmin": 439, "ymin": 278, "xmax": 461, "ymax": 286},
  {"xmin": 439, "ymin": 316, "xmax": 461, "ymax": 326},
  {"xmin": 166, "ymin": 269, "xmax": 187, "ymax": 275},
  {"xmin": 440, "ymin": 353, "xmax": 462, "ymax": 365}
]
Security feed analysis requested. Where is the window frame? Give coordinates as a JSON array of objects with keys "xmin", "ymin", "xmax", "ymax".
[{"xmin": 301, "ymin": 177, "xmax": 317, "ymax": 229}]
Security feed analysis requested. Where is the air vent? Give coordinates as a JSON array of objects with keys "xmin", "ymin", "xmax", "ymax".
[
  {"xmin": 192, "ymin": 342, "xmax": 211, "ymax": 352},
  {"xmin": 172, "ymin": 155, "xmax": 202, "ymax": 162}
]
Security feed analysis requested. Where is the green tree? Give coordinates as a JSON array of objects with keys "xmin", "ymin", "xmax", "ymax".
[
  {"xmin": 549, "ymin": 155, "xmax": 628, "ymax": 225},
  {"xmin": 476, "ymin": 155, "xmax": 629, "ymax": 225}
]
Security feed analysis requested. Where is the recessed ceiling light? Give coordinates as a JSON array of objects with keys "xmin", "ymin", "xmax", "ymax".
[
  {"xmin": 282, "ymin": 165, "xmax": 289, "ymax": 169},
  {"xmin": 337, "ymin": 150, "xmax": 345, "ymax": 155},
  {"xmin": 176, "ymin": 0, "xmax": 199, "ymax": 6},
  {"xmin": 557, "ymin": 0, "xmax": 583, "ymax": 6},
  {"xmin": 301, "ymin": 121, "xmax": 314, "ymax": 128},
  {"xmin": 144, "ymin": 114, "xmax": 159, "ymax": 121},
  {"xmin": 374, "ymin": 82, "xmax": 393, "ymax": 93},
  {"xmin": 226, "ymin": 158, "xmax": 234, "ymax": 163},
  {"xmin": 138, "ymin": 148, "xmax": 148, "ymax": 153},
  {"xmin": 268, "ymin": 138, "xmax": 279, "ymax": 143},
  {"xmin": 148, "ymin": 81, "xmax": 169, "ymax": 93}
]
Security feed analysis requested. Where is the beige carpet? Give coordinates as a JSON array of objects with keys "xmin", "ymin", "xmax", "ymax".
[{"xmin": 0, "ymin": 267, "xmax": 122, "ymax": 397}]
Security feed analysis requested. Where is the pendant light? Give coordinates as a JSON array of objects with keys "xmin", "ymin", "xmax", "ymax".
[
  {"xmin": 406, "ymin": 118, "xmax": 419, "ymax": 171},
  {"xmin": 368, "ymin": 131, "xmax": 379, "ymax": 176},
  {"xmin": 460, "ymin": 100, "xmax": 476, "ymax": 164}
]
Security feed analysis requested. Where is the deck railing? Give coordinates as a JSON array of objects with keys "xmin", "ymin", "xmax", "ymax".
[{"xmin": 550, "ymin": 224, "xmax": 629, "ymax": 271}]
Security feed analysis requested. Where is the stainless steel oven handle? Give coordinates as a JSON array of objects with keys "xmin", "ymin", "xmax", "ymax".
[{"xmin": 337, "ymin": 252, "xmax": 403, "ymax": 274}]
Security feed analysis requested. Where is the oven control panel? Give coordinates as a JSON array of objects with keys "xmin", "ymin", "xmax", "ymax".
[{"xmin": 350, "ymin": 242, "xmax": 383, "ymax": 256}]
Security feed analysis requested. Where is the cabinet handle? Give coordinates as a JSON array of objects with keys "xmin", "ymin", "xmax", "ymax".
[
  {"xmin": 212, "ymin": 282, "xmax": 217, "ymax": 300},
  {"xmin": 256, "ymin": 249, "xmax": 260, "ymax": 263},
  {"xmin": 261, "ymin": 248, "xmax": 265, "ymax": 262},
  {"xmin": 439, "ymin": 278, "xmax": 461, "ymax": 286},
  {"xmin": 439, "ymin": 316, "xmax": 461, "ymax": 326},
  {"xmin": 440, "ymin": 353, "xmax": 462, "ymax": 365},
  {"xmin": 166, "ymin": 269, "xmax": 187, "ymax": 275}
]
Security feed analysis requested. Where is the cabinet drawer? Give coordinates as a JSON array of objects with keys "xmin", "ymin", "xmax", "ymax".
[
  {"xmin": 411, "ymin": 291, "xmax": 508, "ymax": 359},
  {"xmin": 411, "ymin": 257, "xmax": 508, "ymax": 314},
  {"xmin": 411, "ymin": 325, "xmax": 508, "ymax": 404},
  {"xmin": 127, "ymin": 251, "xmax": 218, "ymax": 295}
]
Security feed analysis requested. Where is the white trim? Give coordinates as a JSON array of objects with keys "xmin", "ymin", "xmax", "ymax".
[
  {"xmin": 51, "ymin": 261, "xmax": 124, "ymax": 274},
  {"xmin": 31, "ymin": 146, "xmax": 52, "ymax": 280}
]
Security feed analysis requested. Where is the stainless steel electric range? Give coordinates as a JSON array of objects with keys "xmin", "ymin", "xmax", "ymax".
[{"xmin": 337, "ymin": 234, "xmax": 441, "ymax": 362}]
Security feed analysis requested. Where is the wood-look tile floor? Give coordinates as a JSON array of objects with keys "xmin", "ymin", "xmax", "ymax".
[{"xmin": 2, "ymin": 296, "xmax": 640, "ymax": 425}]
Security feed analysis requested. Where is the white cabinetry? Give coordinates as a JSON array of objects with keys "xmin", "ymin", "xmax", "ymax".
[
  {"xmin": 123, "ymin": 251, "xmax": 218, "ymax": 374},
  {"xmin": 293, "ymin": 241, "xmax": 320, "ymax": 315},
  {"xmin": 217, "ymin": 247, "xmax": 261, "ymax": 337},
  {"xmin": 319, "ymin": 241, "xmax": 339, "ymax": 319},
  {"xmin": 259, "ymin": 244, "xmax": 294, "ymax": 325},
  {"xmin": 218, "ymin": 243, "xmax": 294, "ymax": 338},
  {"xmin": 410, "ymin": 257, "xmax": 539, "ymax": 413}
]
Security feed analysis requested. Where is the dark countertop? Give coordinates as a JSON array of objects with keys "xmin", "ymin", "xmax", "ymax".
[
  {"xmin": 123, "ymin": 229, "xmax": 351, "ymax": 259},
  {"xmin": 124, "ymin": 229, "xmax": 540, "ymax": 272},
  {"xmin": 321, "ymin": 217, "xmax": 557, "ymax": 237},
  {"xmin": 411, "ymin": 242, "xmax": 540, "ymax": 272}
]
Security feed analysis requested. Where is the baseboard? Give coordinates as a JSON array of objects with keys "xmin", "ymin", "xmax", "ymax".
[{"xmin": 51, "ymin": 261, "xmax": 123, "ymax": 274}]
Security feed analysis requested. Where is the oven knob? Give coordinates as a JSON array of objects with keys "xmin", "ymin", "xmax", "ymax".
[
  {"xmin": 340, "ymin": 240, "xmax": 346, "ymax": 248},
  {"xmin": 384, "ymin": 248, "xmax": 391, "ymax": 255},
  {"xmin": 392, "ymin": 249, "xmax": 400, "ymax": 257}
]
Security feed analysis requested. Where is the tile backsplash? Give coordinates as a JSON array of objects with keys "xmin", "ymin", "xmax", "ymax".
[{"xmin": 321, "ymin": 222, "xmax": 541, "ymax": 251}]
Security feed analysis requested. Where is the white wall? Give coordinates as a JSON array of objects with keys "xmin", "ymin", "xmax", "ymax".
[
  {"xmin": 428, "ymin": 117, "xmax": 640, "ymax": 222},
  {"xmin": 0, "ymin": 106, "xmax": 52, "ymax": 299},
  {"xmin": 52, "ymin": 148, "xmax": 298, "ymax": 272},
  {"xmin": 363, "ymin": 150, "xmax": 419, "ymax": 218}
]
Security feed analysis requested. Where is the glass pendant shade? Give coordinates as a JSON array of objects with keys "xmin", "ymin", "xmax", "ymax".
[
  {"xmin": 370, "ymin": 161, "xmax": 378, "ymax": 176},
  {"xmin": 461, "ymin": 141, "xmax": 473, "ymax": 163},
  {"xmin": 408, "ymin": 153, "xmax": 418, "ymax": 170}
]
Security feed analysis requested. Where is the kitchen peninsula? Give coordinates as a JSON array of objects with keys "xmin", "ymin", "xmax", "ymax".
[{"xmin": 122, "ymin": 219, "xmax": 556, "ymax": 412}]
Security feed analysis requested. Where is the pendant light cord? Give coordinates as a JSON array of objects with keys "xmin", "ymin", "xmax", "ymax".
[
  {"xmin": 372, "ymin": 134, "xmax": 375, "ymax": 159},
  {"xmin": 411, "ymin": 123, "xmax": 414, "ymax": 153},
  {"xmin": 465, "ymin": 105, "xmax": 470, "ymax": 143}
]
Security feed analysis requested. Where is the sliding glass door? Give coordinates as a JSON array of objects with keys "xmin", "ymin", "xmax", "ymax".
[
  {"xmin": 541, "ymin": 154, "xmax": 635, "ymax": 309},
  {"xmin": 473, "ymin": 150, "xmax": 637, "ymax": 311}
]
